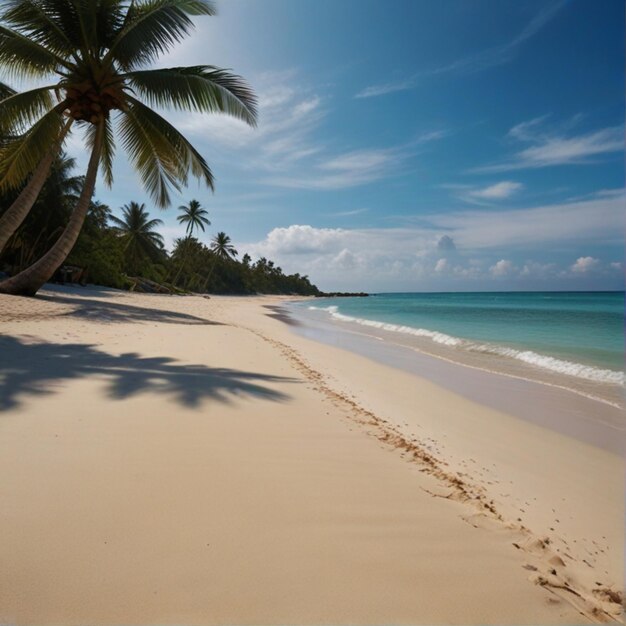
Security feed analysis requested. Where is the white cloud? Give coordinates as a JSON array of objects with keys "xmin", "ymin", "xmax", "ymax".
[
  {"xmin": 355, "ymin": 77, "xmax": 416, "ymax": 99},
  {"xmin": 472, "ymin": 118, "xmax": 623, "ymax": 173},
  {"xmin": 434, "ymin": 258, "xmax": 449, "ymax": 273},
  {"xmin": 467, "ymin": 181, "xmax": 524, "ymax": 200},
  {"xmin": 490, "ymin": 259, "xmax": 515, "ymax": 276},
  {"xmin": 241, "ymin": 206, "xmax": 621, "ymax": 290},
  {"xmin": 266, "ymin": 146, "xmax": 408, "ymax": 190},
  {"xmin": 610, "ymin": 261, "xmax": 623, "ymax": 271},
  {"xmin": 516, "ymin": 127, "xmax": 623, "ymax": 167},
  {"xmin": 508, "ymin": 115, "xmax": 549, "ymax": 141},
  {"xmin": 426, "ymin": 191, "xmax": 624, "ymax": 249},
  {"xmin": 571, "ymin": 256, "xmax": 600, "ymax": 273},
  {"xmin": 520, "ymin": 261, "xmax": 557, "ymax": 278}
]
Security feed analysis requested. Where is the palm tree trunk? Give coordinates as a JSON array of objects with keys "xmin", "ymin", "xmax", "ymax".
[
  {"xmin": 172, "ymin": 233, "xmax": 192, "ymax": 286},
  {"xmin": 0, "ymin": 121, "xmax": 103, "ymax": 297},
  {"xmin": 201, "ymin": 255, "xmax": 218, "ymax": 292},
  {"xmin": 0, "ymin": 120, "xmax": 73, "ymax": 254}
]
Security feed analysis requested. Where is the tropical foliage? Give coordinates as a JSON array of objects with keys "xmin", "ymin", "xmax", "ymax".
[
  {"xmin": 0, "ymin": 169, "xmax": 319, "ymax": 296},
  {"xmin": 110, "ymin": 202, "xmax": 165, "ymax": 276},
  {"xmin": 0, "ymin": 0, "xmax": 257, "ymax": 296}
]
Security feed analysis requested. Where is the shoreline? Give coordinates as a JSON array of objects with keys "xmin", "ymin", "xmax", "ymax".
[
  {"xmin": 0, "ymin": 286, "xmax": 622, "ymax": 624},
  {"xmin": 287, "ymin": 301, "xmax": 625, "ymax": 453},
  {"xmin": 299, "ymin": 300, "xmax": 625, "ymax": 410}
]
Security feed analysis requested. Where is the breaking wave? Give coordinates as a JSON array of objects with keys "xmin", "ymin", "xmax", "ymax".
[{"xmin": 308, "ymin": 305, "xmax": 625, "ymax": 386}]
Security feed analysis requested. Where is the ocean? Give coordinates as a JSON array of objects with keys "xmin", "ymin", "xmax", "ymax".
[{"xmin": 292, "ymin": 291, "xmax": 625, "ymax": 408}]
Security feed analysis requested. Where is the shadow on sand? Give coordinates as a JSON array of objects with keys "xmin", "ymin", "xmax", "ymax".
[
  {"xmin": 263, "ymin": 304, "xmax": 301, "ymax": 326},
  {"xmin": 37, "ymin": 293, "xmax": 218, "ymax": 326},
  {"xmin": 0, "ymin": 336, "xmax": 295, "ymax": 411}
]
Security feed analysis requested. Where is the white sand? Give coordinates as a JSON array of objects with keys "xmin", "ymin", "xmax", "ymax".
[{"xmin": 0, "ymin": 286, "xmax": 622, "ymax": 624}]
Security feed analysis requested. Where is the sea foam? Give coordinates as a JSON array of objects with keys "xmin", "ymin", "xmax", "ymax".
[{"xmin": 308, "ymin": 305, "xmax": 625, "ymax": 386}]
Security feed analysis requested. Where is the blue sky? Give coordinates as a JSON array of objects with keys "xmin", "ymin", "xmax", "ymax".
[{"xmin": 69, "ymin": 0, "xmax": 624, "ymax": 291}]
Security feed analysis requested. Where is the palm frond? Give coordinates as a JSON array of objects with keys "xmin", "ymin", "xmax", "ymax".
[
  {"xmin": 118, "ymin": 100, "xmax": 184, "ymax": 207},
  {"xmin": 0, "ymin": 24, "xmax": 73, "ymax": 80},
  {"xmin": 123, "ymin": 95, "xmax": 214, "ymax": 202},
  {"xmin": 1, "ymin": 0, "xmax": 78, "ymax": 59},
  {"xmin": 106, "ymin": 0, "xmax": 216, "ymax": 70},
  {"xmin": 0, "ymin": 85, "xmax": 59, "ymax": 135},
  {"xmin": 124, "ymin": 65, "xmax": 257, "ymax": 125},
  {"xmin": 0, "ymin": 81, "xmax": 16, "ymax": 100},
  {"xmin": 73, "ymin": 0, "xmax": 126, "ymax": 59},
  {"xmin": 109, "ymin": 213, "xmax": 128, "ymax": 228},
  {"xmin": 86, "ymin": 114, "xmax": 116, "ymax": 187},
  {"xmin": 0, "ymin": 108, "xmax": 66, "ymax": 190}
]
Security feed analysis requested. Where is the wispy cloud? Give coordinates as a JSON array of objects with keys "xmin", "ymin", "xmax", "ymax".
[
  {"xmin": 332, "ymin": 208, "xmax": 369, "ymax": 217},
  {"xmin": 432, "ymin": 0, "xmax": 566, "ymax": 76},
  {"xmin": 354, "ymin": 1, "xmax": 566, "ymax": 99},
  {"xmin": 355, "ymin": 77, "xmax": 416, "ymax": 99},
  {"xmin": 266, "ymin": 146, "xmax": 408, "ymax": 190},
  {"xmin": 466, "ymin": 181, "xmax": 524, "ymax": 201},
  {"xmin": 471, "ymin": 118, "xmax": 624, "ymax": 173},
  {"xmin": 425, "ymin": 190, "xmax": 624, "ymax": 249}
]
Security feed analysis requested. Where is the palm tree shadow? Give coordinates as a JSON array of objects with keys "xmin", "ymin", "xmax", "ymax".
[
  {"xmin": 37, "ymin": 293, "xmax": 219, "ymax": 325},
  {"xmin": 0, "ymin": 336, "xmax": 295, "ymax": 411}
]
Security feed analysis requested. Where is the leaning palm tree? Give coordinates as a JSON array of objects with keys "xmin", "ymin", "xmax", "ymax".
[
  {"xmin": 1, "ymin": 152, "xmax": 84, "ymax": 270},
  {"xmin": 172, "ymin": 198, "xmax": 210, "ymax": 283},
  {"xmin": 0, "ymin": 0, "xmax": 257, "ymax": 296},
  {"xmin": 202, "ymin": 230, "xmax": 237, "ymax": 291},
  {"xmin": 110, "ymin": 201, "xmax": 164, "ymax": 275}
]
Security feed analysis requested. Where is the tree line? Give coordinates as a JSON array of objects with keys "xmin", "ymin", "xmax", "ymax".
[{"xmin": 0, "ymin": 155, "xmax": 320, "ymax": 296}]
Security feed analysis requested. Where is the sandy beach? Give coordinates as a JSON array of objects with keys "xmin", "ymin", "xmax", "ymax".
[{"xmin": 0, "ymin": 286, "xmax": 623, "ymax": 625}]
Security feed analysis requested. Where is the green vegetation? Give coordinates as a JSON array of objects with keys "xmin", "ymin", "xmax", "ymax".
[
  {"xmin": 0, "ymin": 155, "xmax": 319, "ymax": 295},
  {"xmin": 0, "ymin": 0, "xmax": 256, "ymax": 296},
  {"xmin": 0, "ymin": 1, "xmax": 318, "ymax": 297}
]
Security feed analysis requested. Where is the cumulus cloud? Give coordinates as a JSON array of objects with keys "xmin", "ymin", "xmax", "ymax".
[
  {"xmin": 571, "ymin": 256, "xmax": 600, "ymax": 273},
  {"xmin": 237, "ymin": 190, "xmax": 623, "ymax": 291},
  {"xmin": 436, "ymin": 235, "xmax": 457, "ymax": 252},
  {"xmin": 435, "ymin": 258, "xmax": 449, "ymax": 273},
  {"xmin": 520, "ymin": 261, "xmax": 557, "ymax": 278},
  {"xmin": 490, "ymin": 259, "xmax": 515, "ymax": 276}
]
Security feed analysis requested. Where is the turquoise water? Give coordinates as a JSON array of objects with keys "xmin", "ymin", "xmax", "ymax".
[{"xmin": 301, "ymin": 292, "xmax": 625, "ymax": 385}]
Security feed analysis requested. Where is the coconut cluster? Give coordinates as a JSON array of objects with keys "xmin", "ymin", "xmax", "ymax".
[{"xmin": 65, "ymin": 79, "xmax": 126, "ymax": 123}]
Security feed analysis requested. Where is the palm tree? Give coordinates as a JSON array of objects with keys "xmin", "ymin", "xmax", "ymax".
[
  {"xmin": 177, "ymin": 199, "xmax": 210, "ymax": 237},
  {"xmin": 0, "ymin": 0, "xmax": 257, "ymax": 296},
  {"xmin": 203, "ymin": 231, "xmax": 237, "ymax": 291},
  {"xmin": 110, "ymin": 202, "xmax": 164, "ymax": 275},
  {"xmin": 211, "ymin": 231, "xmax": 238, "ymax": 260},
  {"xmin": 173, "ymin": 198, "xmax": 210, "ymax": 283},
  {"xmin": 0, "ymin": 152, "xmax": 83, "ymax": 270}
]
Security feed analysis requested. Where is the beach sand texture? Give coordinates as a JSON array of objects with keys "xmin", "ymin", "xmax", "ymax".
[{"xmin": 0, "ymin": 286, "xmax": 623, "ymax": 624}]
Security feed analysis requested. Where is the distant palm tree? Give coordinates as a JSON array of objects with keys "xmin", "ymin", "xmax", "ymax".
[
  {"xmin": 110, "ymin": 202, "xmax": 164, "ymax": 274},
  {"xmin": 177, "ymin": 199, "xmax": 210, "ymax": 237},
  {"xmin": 173, "ymin": 199, "xmax": 210, "ymax": 283},
  {"xmin": 0, "ymin": 0, "xmax": 257, "ymax": 296},
  {"xmin": 203, "ymin": 231, "xmax": 237, "ymax": 291},
  {"xmin": 211, "ymin": 231, "xmax": 238, "ymax": 260}
]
